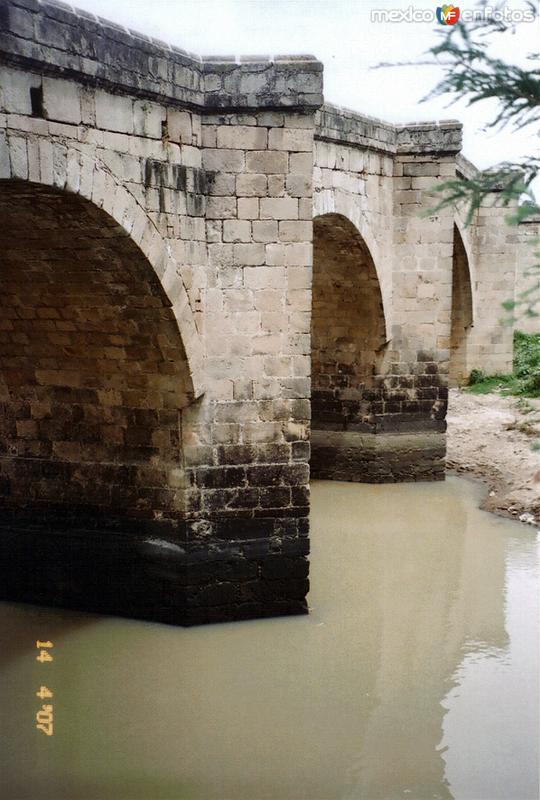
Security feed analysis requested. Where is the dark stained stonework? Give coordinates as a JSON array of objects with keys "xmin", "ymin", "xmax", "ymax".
[
  {"xmin": 0, "ymin": 509, "xmax": 309, "ymax": 625},
  {"xmin": 310, "ymin": 431, "xmax": 446, "ymax": 483}
]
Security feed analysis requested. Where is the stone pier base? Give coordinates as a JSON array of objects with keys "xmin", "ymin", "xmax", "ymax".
[
  {"xmin": 0, "ymin": 512, "xmax": 309, "ymax": 627},
  {"xmin": 310, "ymin": 430, "xmax": 446, "ymax": 483}
]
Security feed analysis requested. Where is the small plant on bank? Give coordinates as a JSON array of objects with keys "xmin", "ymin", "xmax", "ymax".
[{"xmin": 468, "ymin": 368, "xmax": 485, "ymax": 385}]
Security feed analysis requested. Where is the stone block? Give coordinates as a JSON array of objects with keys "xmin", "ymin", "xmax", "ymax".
[
  {"xmin": 260, "ymin": 197, "xmax": 299, "ymax": 220},
  {"xmin": 95, "ymin": 90, "xmax": 134, "ymax": 134},
  {"xmin": 203, "ymin": 148, "xmax": 245, "ymax": 172},
  {"xmin": 217, "ymin": 125, "xmax": 267, "ymax": 150},
  {"xmin": 233, "ymin": 243, "xmax": 265, "ymax": 265},
  {"xmin": 236, "ymin": 173, "xmax": 267, "ymax": 196},
  {"xmin": 237, "ymin": 197, "xmax": 259, "ymax": 219},
  {"xmin": 223, "ymin": 220, "xmax": 252, "ymax": 243},
  {"xmin": 246, "ymin": 150, "xmax": 288, "ymax": 174},
  {"xmin": 134, "ymin": 100, "xmax": 164, "ymax": 139},
  {"xmin": 206, "ymin": 196, "xmax": 237, "ymax": 219},
  {"xmin": 42, "ymin": 77, "xmax": 81, "ymax": 124},
  {"xmin": 0, "ymin": 67, "xmax": 41, "ymax": 115},
  {"xmin": 279, "ymin": 220, "xmax": 312, "ymax": 241},
  {"xmin": 268, "ymin": 127, "xmax": 313, "ymax": 152},
  {"xmin": 252, "ymin": 220, "xmax": 278, "ymax": 243},
  {"xmin": 286, "ymin": 173, "xmax": 311, "ymax": 197},
  {"xmin": 168, "ymin": 109, "xmax": 193, "ymax": 144},
  {"xmin": 267, "ymin": 175, "xmax": 285, "ymax": 196}
]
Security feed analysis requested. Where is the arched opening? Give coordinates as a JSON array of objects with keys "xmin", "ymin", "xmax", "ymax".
[
  {"xmin": 311, "ymin": 213, "xmax": 387, "ymax": 433},
  {"xmin": 0, "ymin": 180, "xmax": 192, "ymax": 530},
  {"xmin": 449, "ymin": 224, "xmax": 474, "ymax": 386}
]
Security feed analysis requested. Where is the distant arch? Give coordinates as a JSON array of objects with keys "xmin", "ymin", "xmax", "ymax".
[
  {"xmin": 311, "ymin": 213, "xmax": 388, "ymax": 431},
  {"xmin": 454, "ymin": 216, "xmax": 477, "ymax": 323},
  {"xmin": 449, "ymin": 223, "xmax": 474, "ymax": 386},
  {"xmin": 313, "ymin": 190, "xmax": 391, "ymax": 339}
]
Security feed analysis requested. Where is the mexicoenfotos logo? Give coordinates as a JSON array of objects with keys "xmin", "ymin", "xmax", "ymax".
[
  {"xmin": 436, "ymin": 4, "xmax": 460, "ymax": 24},
  {"xmin": 370, "ymin": 5, "xmax": 535, "ymax": 23}
]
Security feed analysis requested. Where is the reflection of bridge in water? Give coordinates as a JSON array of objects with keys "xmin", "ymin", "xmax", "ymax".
[{"xmin": 314, "ymin": 479, "xmax": 512, "ymax": 800}]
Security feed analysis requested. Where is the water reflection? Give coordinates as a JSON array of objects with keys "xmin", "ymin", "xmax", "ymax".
[
  {"xmin": 441, "ymin": 531, "xmax": 539, "ymax": 800},
  {"xmin": 1, "ymin": 477, "xmax": 538, "ymax": 800}
]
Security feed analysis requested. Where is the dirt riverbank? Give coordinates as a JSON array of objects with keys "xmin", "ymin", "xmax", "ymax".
[{"xmin": 446, "ymin": 388, "xmax": 540, "ymax": 524}]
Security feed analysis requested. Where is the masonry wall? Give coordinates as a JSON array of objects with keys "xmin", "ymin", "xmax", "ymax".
[
  {"xmin": 184, "ymin": 108, "xmax": 315, "ymax": 623},
  {"xmin": 514, "ymin": 218, "xmax": 540, "ymax": 336},
  {"xmin": 459, "ymin": 202, "xmax": 516, "ymax": 378},
  {"xmin": 0, "ymin": 62, "xmax": 207, "ymax": 533},
  {"xmin": 449, "ymin": 157, "xmax": 524, "ymax": 383}
]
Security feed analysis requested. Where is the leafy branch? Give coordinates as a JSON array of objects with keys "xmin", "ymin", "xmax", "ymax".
[{"xmin": 380, "ymin": 1, "xmax": 540, "ymax": 320}]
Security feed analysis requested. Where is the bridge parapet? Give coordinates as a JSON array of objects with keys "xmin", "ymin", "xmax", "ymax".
[
  {"xmin": 316, "ymin": 103, "xmax": 462, "ymax": 156},
  {"xmin": 0, "ymin": 0, "xmax": 323, "ymax": 110}
]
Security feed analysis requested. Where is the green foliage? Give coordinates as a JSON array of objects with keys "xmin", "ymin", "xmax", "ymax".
[
  {"xmin": 427, "ymin": 5, "xmax": 540, "ymax": 319},
  {"xmin": 425, "ymin": 10, "xmax": 540, "ymax": 134},
  {"xmin": 466, "ymin": 374, "xmax": 513, "ymax": 394},
  {"xmin": 427, "ymin": 164, "xmax": 539, "ymax": 227},
  {"xmin": 380, "ymin": 1, "xmax": 540, "ymax": 320},
  {"xmin": 468, "ymin": 367, "xmax": 486, "ymax": 384},
  {"xmin": 466, "ymin": 331, "xmax": 540, "ymax": 396},
  {"xmin": 514, "ymin": 330, "xmax": 540, "ymax": 378}
]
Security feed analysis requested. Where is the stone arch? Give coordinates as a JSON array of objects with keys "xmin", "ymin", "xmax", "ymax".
[
  {"xmin": 0, "ymin": 175, "xmax": 197, "ymax": 528},
  {"xmin": 313, "ymin": 189, "xmax": 392, "ymax": 340},
  {"xmin": 449, "ymin": 223, "xmax": 474, "ymax": 386},
  {"xmin": 454, "ymin": 215, "xmax": 477, "ymax": 323},
  {"xmin": 1, "ymin": 137, "xmax": 205, "ymax": 398},
  {"xmin": 311, "ymin": 212, "xmax": 388, "ymax": 431}
]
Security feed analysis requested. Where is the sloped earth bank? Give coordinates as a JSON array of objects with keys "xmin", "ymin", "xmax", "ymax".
[{"xmin": 446, "ymin": 388, "xmax": 540, "ymax": 524}]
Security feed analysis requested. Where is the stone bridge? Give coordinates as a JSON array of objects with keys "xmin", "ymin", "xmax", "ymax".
[{"xmin": 0, "ymin": 0, "xmax": 534, "ymax": 625}]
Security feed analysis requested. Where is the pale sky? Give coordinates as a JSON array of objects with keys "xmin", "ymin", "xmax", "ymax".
[{"xmin": 72, "ymin": 0, "xmax": 539, "ymax": 179}]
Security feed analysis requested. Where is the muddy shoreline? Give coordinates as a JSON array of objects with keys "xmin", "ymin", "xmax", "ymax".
[{"xmin": 446, "ymin": 389, "xmax": 540, "ymax": 526}]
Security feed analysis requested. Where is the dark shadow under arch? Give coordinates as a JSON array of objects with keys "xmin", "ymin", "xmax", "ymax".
[
  {"xmin": 449, "ymin": 224, "xmax": 474, "ymax": 387},
  {"xmin": 311, "ymin": 213, "xmax": 388, "ymax": 432},
  {"xmin": 0, "ymin": 179, "xmax": 192, "ymax": 529}
]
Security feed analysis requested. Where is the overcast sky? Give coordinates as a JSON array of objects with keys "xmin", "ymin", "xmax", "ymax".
[{"xmin": 73, "ymin": 0, "xmax": 538, "ymax": 177}]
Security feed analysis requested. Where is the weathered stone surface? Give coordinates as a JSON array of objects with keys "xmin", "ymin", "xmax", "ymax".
[
  {"xmin": 0, "ymin": 0, "xmax": 323, "ymax": 111},
  {"xmin": 0, "ymin": 516, "xmax": 309, "ymax": 626},
  {"xmin": 310, "ymin": 430, "xmax": 446, "ymax": 483},
  {"xmin": 0, "ymin": 0, "xmax": 530, "ymax": 629}
]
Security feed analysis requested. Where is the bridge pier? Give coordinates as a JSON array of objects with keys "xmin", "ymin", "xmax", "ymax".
[{"xmin": 311, "ymin": 112, "xmax": 459, "ymax": 482}]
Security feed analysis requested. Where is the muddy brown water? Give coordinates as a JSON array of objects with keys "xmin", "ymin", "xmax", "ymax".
[{"xmin": 1, "ymin": 476, "xmax": 538, "ymax": 800}]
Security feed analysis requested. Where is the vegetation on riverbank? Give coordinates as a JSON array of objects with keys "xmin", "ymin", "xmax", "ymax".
[{"xmin": 466, "ymin": 331, "xmax": 540, "ymax": 397}]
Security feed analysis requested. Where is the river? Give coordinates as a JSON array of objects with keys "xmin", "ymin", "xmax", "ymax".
[{"xmin": 1, "ymin": 476, "xmax": 538, "ymax": 800}]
